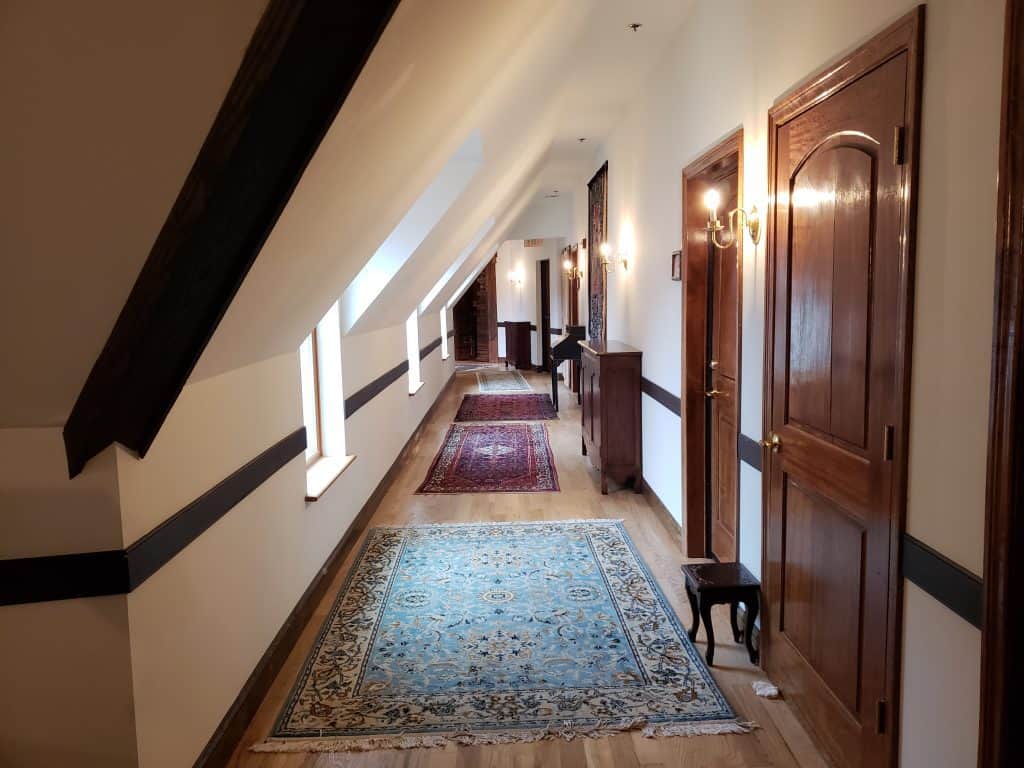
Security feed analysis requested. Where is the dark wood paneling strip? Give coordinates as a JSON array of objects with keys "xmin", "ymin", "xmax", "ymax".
[
  {"xmin": 194, "ymin": 371, "xmax": 457, "ymax": 767},
  {"xmin": 62, "ymin": 0, "xmax": 400, "ymax": 477},
  {"xmin": 0, "ymin": 550, "xmax": 128, "ymax": 606},
  {"xmin": 497, "ymin": 321, "xmax": 538, "ymax": 331},
  {"xmin": 640, "ymin": 377, "xmax": 681, "ymax": 416},
  {"xmin": 903, "ymin": 534, "xmax": 983, "ymax": 629},
  {"xmin": 738, "ymin": 433, "xmax": 763, "ymax": 471},
  {"xmin": 419, "ymin": 336, "xmax": 442, "ymax": 360},
  {"xmin": 550, "ymin": 327, "xmax": 563, "ymax": 335},
  {"xmin": 345, "ymin": 337, "xmax": 444, "ymax": 418},
  {"xmin": 0, "ymin": 428, "xmax": 306, "ymax": 605},
  {"xmin": 344, "ymin": 361, "xmax": 408, "ymax": 418},
  {"xmin": 126, "ymin": 428, "xmax": 306, "ymax": 588}
]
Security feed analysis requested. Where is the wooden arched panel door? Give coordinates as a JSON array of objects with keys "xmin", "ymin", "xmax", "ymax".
[{"xmin": 762, "ymin": 11, "xmax": 922, "ymax": 768}]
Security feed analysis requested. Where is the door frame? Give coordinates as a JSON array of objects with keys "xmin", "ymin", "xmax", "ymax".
[
  {"xmin": 681, "ymin": 127, "xmax": 744, "ymax": 558},
  {"xmin": 980, "ymin": 1, "xmax": 1024, "ymax": 764},
  {"xmin": 539, "ymin": 259, "xmax": 552, "ymax": 371},
  {"xmin": 760, "ymin": 8, "xmax": 923, "ymax": 766}
]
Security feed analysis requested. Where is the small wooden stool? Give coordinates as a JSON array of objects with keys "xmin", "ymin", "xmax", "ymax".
[{"xmin": 681, "ymin": 562, "xmax": 761, "ymax": 666}]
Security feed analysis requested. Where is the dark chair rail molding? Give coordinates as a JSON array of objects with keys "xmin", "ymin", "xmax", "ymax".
[
  {"xmin": 344, "ymin": 336, "xmax": 443, "ymax": 419},
  {"xmin": 497, "ymin": 320, "xmax": 538, "ymax": 331},
  {"xmin": 903, "ymin": 534, "xmax": 983, "ymax": 629},
  {"xmin": 0, "ymin": 428, "xmax": 306, "ymax": 606},
  {"xmin": 61, "ymin": 0, "xmax": 400, "ymax": 478},
  {"xmin": 640, "ymin": 377, "xmax": 681, "ymax": 417},
  {"xmin": 737, "ymin": 433, "xmax": 762, "ymax": 471},
  {"xmin": 194, "ymin": 370, "xmax": 457, "ymax": 767}
]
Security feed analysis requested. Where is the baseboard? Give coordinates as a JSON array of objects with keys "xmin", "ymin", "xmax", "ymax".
[
  {"xmin": 194, "ymin": 371, "xmax": 458, "ymax": 767},
  {"xmin": 639, "ymin": 476, "xmax": 682, "ymax": 537}
]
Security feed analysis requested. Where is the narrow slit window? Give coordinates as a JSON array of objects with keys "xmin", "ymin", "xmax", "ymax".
[
  {"xmin": 440, "ymin": 309, "xmax": 449, "ymax": 359},
  {"xmin": 407, "ymin": 310, "xmax": 423, "ymax": 394},
  {"xmin": 299, "ymin": 332, "xmax": 321, "ymax": 464},
  {"xmin": 299, "ymin": 302, "xmax": 355, "ymax": 500}
]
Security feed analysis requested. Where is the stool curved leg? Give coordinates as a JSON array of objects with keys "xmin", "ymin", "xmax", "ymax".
[
  {"xmin": 744, "ymin": 597, "xmax": 760, "ymax": 665},
  {"xmin": 730, "ymin": 602, "xmax": 743, "ymax": 643},
  {"xmin": 699, "ymin": 599, "xmax": 716, "ymax": 666},
  {"xmin": 685, "ymin": 584, "xmax": 700, "ymax": 641}
]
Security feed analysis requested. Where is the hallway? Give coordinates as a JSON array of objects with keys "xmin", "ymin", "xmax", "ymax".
[{"xmin": 229, "ymin": 371, "xmax": 826, "ymax": 767}]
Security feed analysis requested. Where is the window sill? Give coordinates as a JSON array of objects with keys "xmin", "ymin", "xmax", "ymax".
[
  {"xmin": 305, "ymin": 454, "xmax": 356, "ymax": 502},
  {"xmin": 409, "ymin": 381, "xmax": 425, "ymax": 397}
]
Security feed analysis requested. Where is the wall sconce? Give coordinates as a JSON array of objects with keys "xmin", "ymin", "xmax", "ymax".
[
  {"xmin": 599, "ymin": 241, "xmax": 629, "ymax": 272},
  {"xmin": 563, "ymin": 254, "xmax": 582, "ymax": 281},
  {"xmin": 508, "ymin": 268, "xmax": 524, "ymax": 288},
  {"xmin": 704, "ymin": 187, "xmax": 761, "ymax": 250}
]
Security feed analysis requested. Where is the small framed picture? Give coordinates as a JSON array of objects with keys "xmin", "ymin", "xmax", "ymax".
[{"xmin": 671, "ymin": 250, "xmax": 682, "ymax": 281}]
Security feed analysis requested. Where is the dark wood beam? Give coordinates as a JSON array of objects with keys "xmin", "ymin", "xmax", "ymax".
[{"xmin": 63, "ymin": 0, "xmax": 401, "ymax": 476}]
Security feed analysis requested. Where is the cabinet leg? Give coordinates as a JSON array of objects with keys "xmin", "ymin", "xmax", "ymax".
[
  {"xmin": 730, "ymin": 602, "xmax": 743, "ymax": 643},
  {"xmin": 744, "ymin": 598, "xmax": 760, "ymax": 665},
  {"xmin": 600, "ymin": 476, "xmax": 608, "ymax": 495},
  {"xmin": 581, "ymin": 437, "xmax": 587, "ymax": 456},
  {"xmin": 685, "ymin": 585, "xmax": 700, "ymax": 641},
  {"xmin": 699, "ymin": 599, "xmax": 716, "ymax": 666}
]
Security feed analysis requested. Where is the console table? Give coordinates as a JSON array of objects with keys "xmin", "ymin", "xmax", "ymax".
[{"xmin": 579, "ymin": 340, "xmax": 642, "ymax": 494}]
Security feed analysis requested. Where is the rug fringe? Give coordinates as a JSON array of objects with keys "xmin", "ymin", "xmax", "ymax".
[
  {"xmin": 249, "ymin": 719, "xmax": 756, "ymax": 753},
  {"xmin": 372, "ymin": 518, "xmax": 625, "ymax": 530}
]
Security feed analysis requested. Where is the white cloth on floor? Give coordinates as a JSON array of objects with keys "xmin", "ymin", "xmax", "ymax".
[{"xmin": 752, "ymin": 680, "xmax": 780, "ymax": 699}]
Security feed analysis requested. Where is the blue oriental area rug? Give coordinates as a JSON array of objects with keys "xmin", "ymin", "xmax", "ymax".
[{"xmin": 253, "ymin": 520, "xmax": 748, "ymax": 753}]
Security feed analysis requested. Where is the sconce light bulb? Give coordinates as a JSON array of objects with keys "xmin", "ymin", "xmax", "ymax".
[
  {"xmin": 563, "ymin": 258, "xmax": 573, "ymax": 271},
  {"xmin": 599, "ymin": 241, "xmax": 613, "ymax": 258},
  {"xmin": 703, "ymin": 188, "xmax": 721, "ymax": 214}
]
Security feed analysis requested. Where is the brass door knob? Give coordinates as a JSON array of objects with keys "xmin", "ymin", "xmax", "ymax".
[
  {"xmin": 761, "ymin": 433, "xmax": 781, "ymax": 452},
  {"xmin": 709, "ymin": 360, "xmax": 720, "ymax": 370},
  {"xmin": 704, "ymin": 389, "xmax": 723, "ymax": 399}
]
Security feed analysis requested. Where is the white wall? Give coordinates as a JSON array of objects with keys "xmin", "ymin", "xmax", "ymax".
[
  {"xmin": 106, "ymin": 312, "xmax": 454, "ymax": 767},
  {"xmin": 0, "ymin": 430, "xmax": 136, "ymax": 766},
  {"xmin": 588, "ymin": 1, "xmax": 1003, "ymax": 764},
  {"xmin": 494, "ymin": 238, "xmax": 563, "ymax": 365}
]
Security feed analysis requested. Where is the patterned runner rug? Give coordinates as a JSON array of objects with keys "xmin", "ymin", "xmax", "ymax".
[
  {"xmin": 417, "ymin": 423, "xmax": 559, "ymax": 493},
  {"xmin": 253, "ymin": 520, "xmax": 747, "ymax": 753},
  {"xmin": 476, "ymin": 369, "xmax": 533, "ymax": 393},
  {"xmin": 455, "ymin": 394, "xmax": 557, "ymax": 422}
]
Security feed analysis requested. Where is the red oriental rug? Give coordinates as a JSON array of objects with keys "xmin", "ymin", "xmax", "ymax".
[
  {"xmin": 417, "ymin": 423, "xmax": 559, "ymax": 494},
  {"xmin": 454, "ymin": 394, "xmax": 557, "ymax": 422}
]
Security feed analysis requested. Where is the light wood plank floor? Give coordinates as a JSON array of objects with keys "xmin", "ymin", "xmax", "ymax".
[{"xmin": 230, "ymin": 370, "xmax": 829, "ymax": 768}]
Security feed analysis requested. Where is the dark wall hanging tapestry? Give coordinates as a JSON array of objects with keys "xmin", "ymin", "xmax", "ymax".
[{"xmin": 587, "ymin": 162, "xmax": 608, "ymax": 342}]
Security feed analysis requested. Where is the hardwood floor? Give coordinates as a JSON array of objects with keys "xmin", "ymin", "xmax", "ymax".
[{"xmin": 229, "ymin": 370, "xmax": 829, "ymax": 768}]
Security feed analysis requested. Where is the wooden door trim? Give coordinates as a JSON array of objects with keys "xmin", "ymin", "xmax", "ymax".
[
  {"xmin": 681, "ymin": 127, "xmax": 744, "ymax": 558},
  {"xmin": 981, "ymin": 1, "xmax": 1024, "ymax": 765},
  {"xmin": 761, "ymin": 8, "xmax": 924, "ymax": 766},
  {"xmin": 485, "ymin": 256, "xmax": 499, "ymax": 363}
]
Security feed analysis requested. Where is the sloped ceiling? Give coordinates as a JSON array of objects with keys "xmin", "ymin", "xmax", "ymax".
[
  {"xmin": 191, "ymin": 0, "xmax": 691, "ymax": 379},
  {"xmin": 1, "ymin": 0, "xmax": 692, "ymax": 429},
  {"xmin": 0, "ymin": 0, "xmax": 269, "ymax": 426}
]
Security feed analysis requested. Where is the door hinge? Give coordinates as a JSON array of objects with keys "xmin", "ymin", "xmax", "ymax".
[
  {"xmin": 876, "ymin": 699, "xmax": 888, "ymax": 734},
  {"xmin": 883, "ymin": 425, "xmax": 895, "ymax": 461},
  {"xmin": 892, "ymin": 125, "xmax": 906, "ymax": 165}
]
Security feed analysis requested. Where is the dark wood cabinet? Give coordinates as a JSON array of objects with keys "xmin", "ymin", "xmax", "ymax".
[
  {"xmin": 503, "ymin": 321, "xmax": 532, "ymax": 369},
  {"xmin": 579, "ymin": 340, "xmax": 642, "ymax": 494}
]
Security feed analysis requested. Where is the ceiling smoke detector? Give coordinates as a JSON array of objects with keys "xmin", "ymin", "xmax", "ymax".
[
  {"xmin": 544, "ymin": 190, "xmax": 561, "ymax": 199},
  {"xmin": 578, "ymin": 137, "xmax": 587, "ymax": 142}
]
